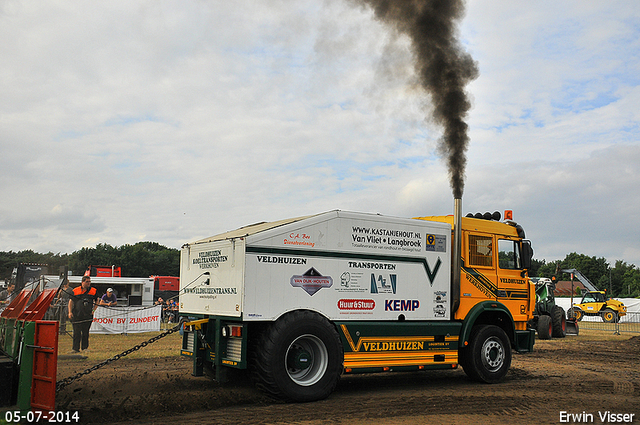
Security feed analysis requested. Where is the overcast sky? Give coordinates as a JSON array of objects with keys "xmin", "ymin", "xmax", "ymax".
[{"xmin": 1, "ymin": 1, "xmax": 639, "ymax": 268}]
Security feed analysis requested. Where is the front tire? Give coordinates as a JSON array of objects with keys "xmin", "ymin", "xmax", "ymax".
[
  {"xmin": 552, "ymin": 306, "xmax": 567, "ymax": 338},
  {"xmin": 250, "ymin": 311, "xmax": 343, "ymax": 402},
  {"xmin": 537, "ymin": 315, "xmax": 553, "ymax": 340},
  {"xmin": 601, "ymin": 309, "xmax": 618, "ymax": 323},
  {"xmin": 461, "ymin": 325, "xmax": 512, "ymax": 384},
  {"xmin": 569, "ymin": 307, "xmax": 583, "ymax": 321}
]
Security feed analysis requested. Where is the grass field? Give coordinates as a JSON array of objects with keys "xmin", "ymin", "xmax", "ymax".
[
  {"xmin": 57, "ymin": 325, "xmax": 183, "ymax": 360},
  {"xmin": 569, "ymin": 328, "xmax": 639, "ymax": 340}
]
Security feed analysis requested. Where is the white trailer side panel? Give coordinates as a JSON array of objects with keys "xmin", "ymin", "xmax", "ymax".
[
  {"xmin": 243, "ymin": 211, "xmax": 451, "ymax": 321},
  {"xmin": 180, "ymin": 239, "xmax": 245, "ymax": 317}
]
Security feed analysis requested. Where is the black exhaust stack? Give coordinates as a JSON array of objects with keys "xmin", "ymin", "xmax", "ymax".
[{"xmin": 452, "ymin": 197, "xmax": 462, "ymax": 315}]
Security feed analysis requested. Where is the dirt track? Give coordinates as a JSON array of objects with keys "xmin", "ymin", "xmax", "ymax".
[{"xmin": 56, "ymin": 334, "xmax": 640, "ymax": 424}]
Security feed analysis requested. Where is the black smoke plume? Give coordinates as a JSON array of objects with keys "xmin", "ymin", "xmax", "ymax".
[{"xmin": 354, "ymin": 0, "xmax": 478, "ymax": 199}]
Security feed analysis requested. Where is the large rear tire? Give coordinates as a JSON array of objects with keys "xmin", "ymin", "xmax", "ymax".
[
  {"xmin": 461, "ymin": 325, "xmax": 512, "ymax": 384},
  {"xmin": 537, "ymin": 315, "xmax": 552, "ymax": 340},
  {"xmin": 552, "ymin": 306, "xmax": 567, "ymax": 338},
  {"xmin": 250, "ymin": 311, "xmax": 343, "ymax": 402}
]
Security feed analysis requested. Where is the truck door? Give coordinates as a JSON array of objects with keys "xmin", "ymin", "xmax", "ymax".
[
  {"xmin": 463, "ymin": 232, "xmax": 498, "ymax": 302},
  {"xmin": 496, "ymin": 238, "xmax": 530, "ymax": 322}
]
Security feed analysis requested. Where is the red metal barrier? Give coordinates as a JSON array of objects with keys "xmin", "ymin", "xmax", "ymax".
[
  {"xmin": 30, "ymin": 320, "xmax": 58, "ymax": 411},
  {"xmin": 1, "ymin": 288, "xmax": 59, "ymax": 411},
  {"xmin": 1, "ymin": 288, "xmax": 58, "ymax": 321},
  {"xmin": 1, "ymin": 288, "xmax": 37, "ymax": 318},
  {"xmin": 19, "ymin": 289, "xmax": 58, "ymax": 322}
]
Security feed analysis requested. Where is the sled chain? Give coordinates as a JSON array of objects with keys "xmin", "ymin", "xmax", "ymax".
[{"xmin": 56, "ymin": 320, "xmax": 183, "ymax": 392}]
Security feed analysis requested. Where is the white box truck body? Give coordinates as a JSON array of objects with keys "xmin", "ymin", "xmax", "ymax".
[{"xmin": 180, "ymin": 211, "xmax": 451, "ymax": 322}]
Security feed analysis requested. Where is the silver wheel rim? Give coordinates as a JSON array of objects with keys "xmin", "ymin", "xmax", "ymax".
[
  {"xmin": 481, "ymin": 337, "xmax": 505, "ymax": 372},
  {"xmin": 285, "ymin": 334, "xmax": 328, "ymax": 386}
]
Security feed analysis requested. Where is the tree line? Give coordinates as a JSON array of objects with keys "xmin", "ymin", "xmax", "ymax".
[
  {"xmin": 0, "ymin": 242, "xmax": 179, "ymax": 282},
  {"xmin": 1, "ymin": 244, "xmax": 638, "ymax": 297},
  {"xmin": 530, "ymin": 252, "xmax": 639, "ymax": 297}
]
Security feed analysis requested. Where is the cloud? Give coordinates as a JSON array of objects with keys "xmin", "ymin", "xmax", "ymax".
[
  {"xmin": 0, "ymin": 203, "xmax": 106, "ymax": 253},
  {"xmin": 462, "ymin": 144, "xmax": 640, "ymax": 264},
  {"xmin": 0, "ymin": 0, "xmax": 639, "ymax": 269}
]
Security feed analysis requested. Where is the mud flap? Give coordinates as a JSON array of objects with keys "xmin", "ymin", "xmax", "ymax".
[
  {"xmin": 514, "ymin": 329, "xmax": 535, "ymax": 353},
  {"xmin": 565, "ymin": 320, "xmax": 579, "ymax": 335}
]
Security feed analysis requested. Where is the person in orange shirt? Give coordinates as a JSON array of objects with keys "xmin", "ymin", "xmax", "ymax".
[{"xmin": 68, "ymin": 276, "xmax": 99, "ymax": 353}]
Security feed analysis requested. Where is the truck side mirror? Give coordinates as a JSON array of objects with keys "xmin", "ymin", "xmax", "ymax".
[{"xmin": 521, "ymin": 240, "xmax": 533, "ymax": 270}]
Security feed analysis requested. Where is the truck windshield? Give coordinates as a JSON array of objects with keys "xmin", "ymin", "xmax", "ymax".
[{"xmin": 582, "ymin": 292, "xmax": 605, "ymax": 303}]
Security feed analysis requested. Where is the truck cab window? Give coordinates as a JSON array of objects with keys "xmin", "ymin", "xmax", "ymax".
[
  {"xmin": 582, "ymin": 292, "xmax": 604, "ymax": 303},
  {"xmin": 469, "ymin": 235, "xmax": 493, "ymax": 267},
  {"xmin": 498, "ymin": 239, "xmax": 522, "ymax": 269}
]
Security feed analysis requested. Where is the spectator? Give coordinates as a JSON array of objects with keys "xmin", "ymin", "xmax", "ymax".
[
  {"xmin": 155, "ymin": 297, "xmax": 165, "ymax": 321},
  {"xmin": 163, "ymin": 300, "xmax": 173, "ymax": 323},
  {"xmin": 0, "ymin": 283, "xmax": 15, "ymax": 304},
  {"xmin": 169, "ymin": 299, "xmax": 179, "ymax": 323},
  {"xmin": 58, "ymin": 281, "xmax": 72, "ymax": 335},
  {"xmin": 68, "ymin": 276, "xmax": 99, "ymax": 354},
  {"xmin": 99, "ymin": 288, "xmax": 118, "ymax": 307}
]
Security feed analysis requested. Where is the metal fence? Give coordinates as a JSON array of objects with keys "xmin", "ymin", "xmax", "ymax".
[{"xmin": 575, "ymin": 311, "xmax": 640, "ymax": 335}]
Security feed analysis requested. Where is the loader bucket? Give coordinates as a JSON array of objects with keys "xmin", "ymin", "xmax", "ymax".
[{"xmin": 566, "ymin": 319, "xmax": 579, "ymax": 335}]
